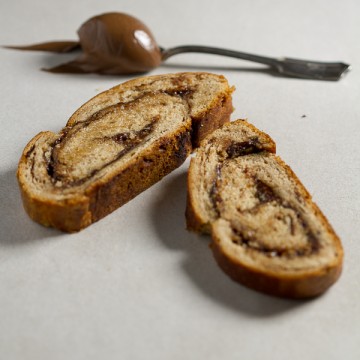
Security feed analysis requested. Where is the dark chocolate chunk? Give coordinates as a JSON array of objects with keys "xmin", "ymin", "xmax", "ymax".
[{"xmin": 226, "ymin": 137, "xmax": 261, "ymax": 158}]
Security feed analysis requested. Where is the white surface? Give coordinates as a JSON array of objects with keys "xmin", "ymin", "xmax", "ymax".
[{"xmin": 1, "ymin": 0, "xmax": 359, "ymax": 359}]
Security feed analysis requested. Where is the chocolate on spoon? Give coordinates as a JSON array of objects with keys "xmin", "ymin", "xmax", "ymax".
[
  {"xmin": 5, "ymin": 12, "xmax": 350, "ymax": 80},
  {"xmin": 6, "ymin": 12, "xmax": 162, "ymax": 75}
]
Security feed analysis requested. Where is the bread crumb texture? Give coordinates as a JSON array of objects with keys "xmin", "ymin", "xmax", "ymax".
[
  {"xmin": 17, "ymin": 72, "xmax": 233, "ymax": 232},
  {"xmin": 186, "ymin": 120, "xmax": 343, "ymax": 298}
]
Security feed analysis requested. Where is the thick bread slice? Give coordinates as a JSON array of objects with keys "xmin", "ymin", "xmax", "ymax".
[
  {"xmin": 186, "ymin": 120, "xmax": 343, "ymax": 298},
  {"xmin": 186, "ymin": 119, "xmax": 276, "ymax": 234},
  {"xmin": 18, "ymin": 72, "xmax": 233, "ymax": 232}
]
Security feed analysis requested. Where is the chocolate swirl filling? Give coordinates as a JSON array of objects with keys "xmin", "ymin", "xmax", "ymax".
[
  {"xmin": 209, "ymin": 141, "xmax": 320, "ymax": 258},
  {"xmin": 45, "ymin": 90, "xmax": 191, "ymax": 188},
  {"xmin": 230, "ymin": 179, "xmax": 320, "ymax": 258},
  {"xmin": 47, "ymin": 120, "xmax": 157, "ymax": 186}
]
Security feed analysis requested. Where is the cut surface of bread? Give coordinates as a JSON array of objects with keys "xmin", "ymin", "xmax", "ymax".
[
  {"xmin": 186, "ymin": 120, "xmax": 343, "ymax": 298},
  {"xmin": 18, "ymin": 72, "xmax": 233, "ymax": 232}
]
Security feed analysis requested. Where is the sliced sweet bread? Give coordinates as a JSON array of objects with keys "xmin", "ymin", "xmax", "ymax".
[
  {"xmin": 186, "ymin": 120, "xmax": 343, "ymax": 298},
  {"xmin": 17, "ymin": 72, "xmax": 233, "ymax": 232}
]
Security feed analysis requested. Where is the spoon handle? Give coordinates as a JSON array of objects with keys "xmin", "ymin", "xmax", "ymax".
[
  {"xmin": 161, "ymin": 45, "xmax": 350, "ymax": 80},
  {"xmin": 161, "ymin": 45, "xmax": 278, "ymax": 66}
]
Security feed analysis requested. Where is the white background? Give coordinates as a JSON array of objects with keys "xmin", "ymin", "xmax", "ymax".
[{"xmin": 1, "ymin": 0, "xmax": 359, "ymax": 359}]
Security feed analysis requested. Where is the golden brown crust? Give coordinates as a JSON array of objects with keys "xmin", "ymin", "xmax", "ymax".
[
  {"xmin": 186, "ymin": 119, "xmax": 344, "ymax": 298},
  {"xmin": 185, "ymin": 190, "xmax": 211, "ymax": 234},
  {"xmin": 191, "ymin": 95, "xmax": 233, "ymax": 147},
  {"xmin": 211, "ymin": 233, "xmax": 343, "ymax": 298},
  {"xmin": 18, "ymin": 127, "xmax": 192, "ymax": 232},
  {"xmin": 17, "ymin": 132, "xmax": 90, "ymax": 232},
  {"xmin": 88, "ymin": 129, "xmax": 192, "ymax": 224},
  {"xmin": 17, "ymin": 72, "xmax": 233, "ymax": 232}
]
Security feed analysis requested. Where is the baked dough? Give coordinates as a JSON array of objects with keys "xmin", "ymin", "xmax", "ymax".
[
  {"xmin": 17, "ymin": 72, "xmax": 233, "ymax": 232},
  {"xmin": 186, "ymin": 120, "xmax": 343, "ymax": 298}
]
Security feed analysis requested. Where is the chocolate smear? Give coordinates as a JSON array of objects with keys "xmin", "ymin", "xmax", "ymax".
[
  {"xmin": 5, "ymin": 41, "xmax": 80, "ymax": 53},
  {"xmin": 4, "ymin": 12, "xmax": 162, "ymax": 75}
]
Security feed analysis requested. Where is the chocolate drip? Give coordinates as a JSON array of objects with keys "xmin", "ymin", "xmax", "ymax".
[
  {"xmin": 5, "ymin": 41, "xmax": 80, "ymax": 53},
  {"xmin": 6, "ymin": 12, "xmax": 162, "ymax": 75}
]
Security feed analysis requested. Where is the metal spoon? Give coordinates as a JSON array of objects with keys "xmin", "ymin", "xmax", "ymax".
[
  {"xmin": 5, "ymin": 12, "xmax": 350, "ymax": 80},
  {"xmin": 161, "ymin": 45, "xmax": 350, "ymax": 81}
]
